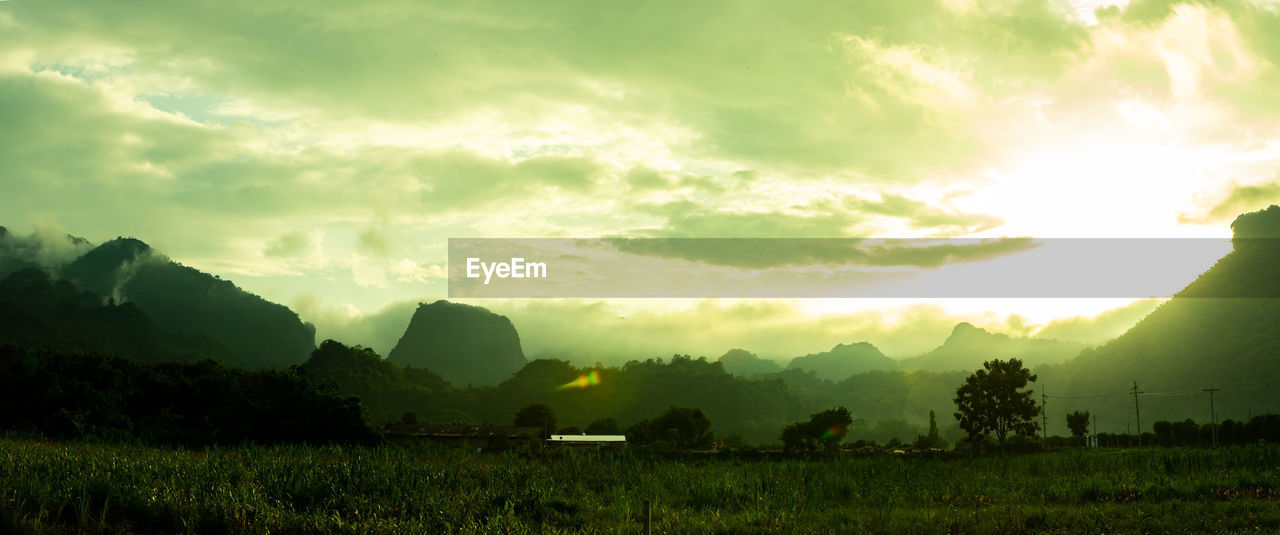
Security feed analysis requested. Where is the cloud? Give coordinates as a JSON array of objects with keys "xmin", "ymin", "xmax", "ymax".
[
  {"xmin": 1178, "ymin": 181, "xmax": 1280, "ymax": 224},
  {"xmin": 625, "ymin": 166, "xmax": 670, "ymax": 191},
  {"xmin": 356, "ymin": 227, "xmax": 392, "ymax": 258},
  {"xmin": 630, "ymin": 199, "xmax": 862, "ymax": 238},
  {"xmin": 846, "ymin": 193, "xmax": 1005, "ymax": 233},
  {"xmin": 388, "ymin": 259, "xmax": 446, "ymax": 283},
  {"xmin": 5, "ymin": 0, "xmax": 1280, "ymax": 324},
  {"xmin": 0, "ymin": 0, "xmax": 1091, "ymax": 181},
  {"xmin": 1034, "ymin": 298, "xmax": 1163, "ymax": 345},
  {"xmin": 293, "ymin": 296, "xmax": 418, "ymax": 357},
  {"xmin": 0, "ymin": 219, "xmax": 95, "ymax": 275},
  {"xmin": 605, "ymin": 237, "xmax": 1039, "ymax": 270},
  {"xmin": 264, "ymin": 231, "xmax": 313, "ymax": 257}
]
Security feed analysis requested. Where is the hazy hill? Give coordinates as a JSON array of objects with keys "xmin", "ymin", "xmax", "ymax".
[
  {"xmin": 0, "ymin": 267, "xmax": 233, "ymax": 363},
  {"xmin": 0, "ymin": 225, "xmax": 93, "ymax": 280},
  {"xmin": 387, "ymin": 300, "xmax": 528, "ymax": 387},
  {"xmin": 898, "ymin": 322, "xmax": 1086, "ymax": 373},
  {"xmin": 299, "ymin": 340, "xmax": 455, "ymax": 423},
  {"xmin": 1053, "ymin": 206, "xmax": 1280, "ymax": 430},
  {"xmin": 785, "ymin": 342, "xmax": 897, "ymax": 381},
  {"xmin": 718, "ymin": 348, "xmax": 783, "ymax": 377},
  {"xmin": 59, "ymin": 238, "xmax": 317, "ymax": 368}
]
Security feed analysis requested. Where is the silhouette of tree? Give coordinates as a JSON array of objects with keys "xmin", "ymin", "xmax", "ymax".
[
  {"xmin": 649, "ymin": 405, "xmax": 713, "ymax": 449},
  {"xmin": 915, "ymin": 409, "xmax": 947, "ymax": 449},
  {"xmin": 1066, "ymin": 410, "xmax": 1090, "ymax": 445},
  {"xmin": 514, "ymin": 403, "xmax": 556, "ymax": 437},
  {"xmin": 953, "ymin": 358, "xmax": 1040, "ymax": 450},
  {"xmin": 781, "ymin": 406, "xmax": 853, "ymax": 454}
]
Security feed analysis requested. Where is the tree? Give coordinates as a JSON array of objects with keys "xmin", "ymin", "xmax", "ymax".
[
  {"xmin": 914, "ymin": 409, "xmax": 948, "ymax": 449},
  {"xmin": 649, "ymin": 406, "xmax": 714, "ymax": 449},
  {"xmin": 514, "ymin": 403, "xmax": 556, "ymax": 437},
  {"xmin": 953, "ymin": 358, "xmax": 1040, "ymax": 450},
  {"xmin": 585, "ymin": 417, "xmax": 620, "ymax": 435},
  {"xmin": 1066, "ymin": 410, "xmax": 1090, "ymax": 446},
  {"xmin": 781, "ymin": 406, "xmax": 854, "ymax": 455}
]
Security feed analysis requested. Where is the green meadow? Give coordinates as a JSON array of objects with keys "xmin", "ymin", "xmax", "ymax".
[{"xmin": 1, "ymin": 438, "xmax": 1276, "ymax": 534}]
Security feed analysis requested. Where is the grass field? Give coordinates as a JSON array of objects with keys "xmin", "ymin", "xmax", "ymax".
[{"xmin": 0, "ymin": 438, "xmax": 1277, "ymax": 534}]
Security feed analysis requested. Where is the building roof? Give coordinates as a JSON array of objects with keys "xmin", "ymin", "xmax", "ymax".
[{"xmin": 547, "ymin": 434, "xmax": 627, "ymax": 442}]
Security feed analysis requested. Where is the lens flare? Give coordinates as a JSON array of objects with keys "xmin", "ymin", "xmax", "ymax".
[
  {"xmin": 556, "ymin": 370, "xmax": 601, "ymax": 390},
  {"xmin": 819, "ymin": 423, "xmax": 846, "ymax": 441}
]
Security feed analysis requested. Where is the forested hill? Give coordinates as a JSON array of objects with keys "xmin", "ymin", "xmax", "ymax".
[
  {"xmin": 0, "ymin": 267, "xmax": 233, "ymax": 363},
  {"xmin": 1050, "ymin": 206, "xmax": 1280, "ymax": 428},
  {"xmin": 387, "ymin": 300, "xmax": 527, "ymax": 387},
  {"xmin": 898, "ymin": 322, "xmax": 1084, "ymax": 372},
  {"xmin": 63, "ymin": 238, "xmax": 317, "ymax": 368},
  {"xmin": 0, "ymin": 231, "xmax": 316, "ymax": 368},
  {"xmin": 785, "ymin": 342, "xmax": 897, "ymax": 380}
]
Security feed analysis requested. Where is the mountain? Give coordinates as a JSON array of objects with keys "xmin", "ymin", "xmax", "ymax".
[
  {"xmin": 786, "ymin": 342, "xmax": 897, "ymax": 380},
  {"xmin": 0, "ymin": 225, "xmax": 93, "ymax": 280},
  {"xmin": 0, "ymin": 267, "xmax": 233, "ymax": 363},
  {"xmin": 387, "ymin": 300, "xmax": 528, "ymax": 387},
  {"xmin": 1052, "ymin": 206, "xmax": 1280, "ymax": 431},
  {"xmin": 898, "ymin": 322, "xmax": 1086, "ymax": 373},
  {"xmin": 58, "ymin": 237, "xmax": 316, "ymax": 368},
  {"xmin": 299, "ymin": 340, "xmax": 454, "ymax": 422},
  {"xmin": 718, "ymin": 348, "xmax": 783, "ymax": 377}
]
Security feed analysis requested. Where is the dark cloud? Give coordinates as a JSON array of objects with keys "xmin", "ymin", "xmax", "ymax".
[
  {"xmin": 605, "ymin": 237, "xmax": 1038, "ymax": 269},
  {"xmin": 846, "ymin": 193, "xmax": 1005, "ymax": 233}
]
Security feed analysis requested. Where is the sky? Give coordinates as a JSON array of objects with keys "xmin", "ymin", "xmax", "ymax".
[{"xmin": 5, "ymin": 0, "xmax": 1280, "ymax": 363}]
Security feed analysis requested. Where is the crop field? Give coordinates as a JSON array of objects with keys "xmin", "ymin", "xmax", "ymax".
[{"xmin": 0, "ymin": 438, "xmax": 1277, "ymax": 534}]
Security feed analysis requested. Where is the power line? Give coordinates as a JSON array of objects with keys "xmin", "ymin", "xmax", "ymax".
[
  {"xmin": 1045, "ymin": 382, "xmax": 1272, "ymax": 400},
  {"xmin": 1046, "ymin": 392, "xmax": 1126, "ymax": 399}
]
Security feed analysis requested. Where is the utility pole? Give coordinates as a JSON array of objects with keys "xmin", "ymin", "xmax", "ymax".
[
  {"xmin": 1092, "ymin": 413, "xmax": 1098, "ymax": 447},
  {"xmin": 1203, "ymin": 387, "xmax": 1220, "ymax": 447},
  {"xmin": 1042, "ymin": 387, "xmax": 1048, "ymax": 440},
  {"xmin": 1131, "ymin": 381, "xmax": 1143, "ymax": 446}
]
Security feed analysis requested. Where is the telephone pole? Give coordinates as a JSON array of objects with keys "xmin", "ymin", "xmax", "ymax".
[
  {"xmin": 1042, "ymin": 387, "xmax": 1048, "ymax": 440},
  {"xmin": 1203, "ymin": 387, "xmax": 1220, "ymax": 447},
  {"xmin": 1131, "ymin": 381, "xmax": 1143, "ymax": 446}
]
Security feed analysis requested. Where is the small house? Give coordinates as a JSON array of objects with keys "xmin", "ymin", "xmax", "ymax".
[{"xmin": 546, "ymin": 434, "xmax": 628, "ymax": 448}]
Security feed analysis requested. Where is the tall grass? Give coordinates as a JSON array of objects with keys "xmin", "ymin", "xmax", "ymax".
[{"xmin": 0, "ymin": 439, "xmax": 1276, "ymax": 534}]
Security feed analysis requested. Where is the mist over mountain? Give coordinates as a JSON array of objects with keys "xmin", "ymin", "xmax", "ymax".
[
  {"xmin": 0, "ymin": 230, "xmax": 316, "ymax": 368},
  {"xmin": 0, "ymin": 225, "xmax": 93, "ymax": 280},
  {"xmin": 0, "ymin": 267, "xmax": 233, "ymax": 363},
  {"xmin": 4, "ymin": 206, "xmax": 1279, "ymax": 442},
  {"xmin": 717, "ymin": 348, "xmax": 783, "ymax": 377},
  {"xmin": 60, "ymin": 238, "xmax": 316, "ymax": 368},
  {"xmin": 387, "ymin": 300, "xmax": 528, "ymax": 387},
  {"xmin": 785, "ymin": 342, "xmax": 897, "ymax": 381},
  {"xmin": 898, "ymin": 322, "xmax": 1086, "ymax": 373}
]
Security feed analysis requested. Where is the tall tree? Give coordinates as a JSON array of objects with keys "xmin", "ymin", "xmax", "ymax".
[
  {"xmin": 953, "ymin": 358, "xmax": 1040, "ymax": 450},
  {"xmin": 1066, "ymin": 410, "xmax": 1091, "ymax": 446},
  {"xmin": 915, "ymin": 409, "xmax": 947, "ymax": 449}
]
